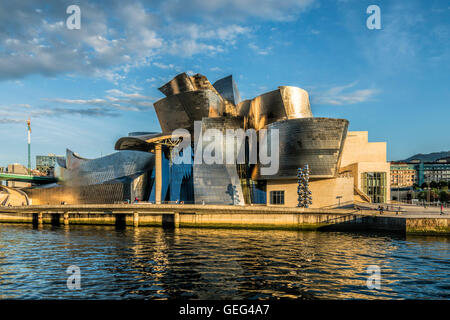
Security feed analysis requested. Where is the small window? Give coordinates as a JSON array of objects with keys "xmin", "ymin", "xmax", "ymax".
[{"xmin": 270, "ymin": 191, "xmax": 285, "ymax": 205}]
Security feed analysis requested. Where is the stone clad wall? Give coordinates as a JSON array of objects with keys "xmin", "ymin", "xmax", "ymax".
[
  {"xmin": 340, "ymin": 131, "xmax": 387, "ymax": 167},
  {"xmin": 266, "ymin": 177, "xmax": 354, "ymax": 208},
  {"xmin": 406, "ymin": 218, "xmax": 450, "ymax": 234}
]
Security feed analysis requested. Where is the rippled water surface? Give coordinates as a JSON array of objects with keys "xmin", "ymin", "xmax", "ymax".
[{"xmin": 0, "ymin": 224, "xmax": 449, "ymax": 299}]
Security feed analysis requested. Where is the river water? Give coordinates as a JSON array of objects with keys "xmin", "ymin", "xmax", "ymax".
[{"xmin": 0, "ymin": 223, "xmax": 448, "ymax": 299}]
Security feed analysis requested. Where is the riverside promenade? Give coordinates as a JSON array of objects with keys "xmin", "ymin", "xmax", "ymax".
[{"xmin": 0, "ymin": 203, "xmax": 449, "ymax": 235}]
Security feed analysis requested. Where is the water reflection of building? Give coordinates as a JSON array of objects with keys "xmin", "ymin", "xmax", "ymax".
[
  {"xmin": 125, "ymin": 228, "xmax": 399, "ymax": 299},
  {"xmin": 24, "ymin": 72, "xmax": 390, "ymax": 207}
]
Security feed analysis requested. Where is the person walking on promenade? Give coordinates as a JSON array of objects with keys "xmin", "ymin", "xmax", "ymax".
[{"xmin": 441, "ymin": 204, "xmax": 444, "ymax": 215}]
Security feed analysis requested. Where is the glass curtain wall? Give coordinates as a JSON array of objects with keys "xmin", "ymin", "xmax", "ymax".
[{"xmin": 361, "ymin": 172, "xmax": 386, "ymax": 203}]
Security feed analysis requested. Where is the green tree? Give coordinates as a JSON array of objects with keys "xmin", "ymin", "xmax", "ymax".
[
  {"xmin": 430, "ymin": 181, "xmax": 439, "ymax": 189},
  {"xmin": 439, "ymin": 191, "xmax": 449, "ymax": 203},
  {"xmin": 418, "ymin": 191, "xmax": 426, "ymax": 201},
  {"xmin": 439, "ymin": 181, "xmax": 448, "ymax": 189},
  {"xmin": 431, "ymin": 190, "xmax": 439, "ymax": 202}
]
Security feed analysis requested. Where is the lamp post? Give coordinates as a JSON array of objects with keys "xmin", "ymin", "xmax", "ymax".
[{"xmin": 424, "ymin": 183, "xmax": 431, "ymax": 207}]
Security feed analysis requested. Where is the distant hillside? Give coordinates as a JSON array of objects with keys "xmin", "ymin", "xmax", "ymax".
[{"xmin": 402, "ymin": 151, "xmax": 450, "ymax": 162}]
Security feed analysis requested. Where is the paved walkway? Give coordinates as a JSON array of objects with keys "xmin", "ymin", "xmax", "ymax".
[
  {"xmin": 356, "ymin": 203, "xmax": 448, "ymax": 217},
  {"xmin": 0, "ymin": 186, "xmax": 28, "ymax": 206}
]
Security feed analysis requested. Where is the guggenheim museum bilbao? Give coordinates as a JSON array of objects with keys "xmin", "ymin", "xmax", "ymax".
[{"xmin": 26, "ymin": 72, "xmax": 390, "ymax": 207}]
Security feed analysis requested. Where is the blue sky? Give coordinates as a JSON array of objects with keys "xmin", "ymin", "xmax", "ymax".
[{"xmin": 0, "ymin": 0, "xmax": 449, "ymax": 167}]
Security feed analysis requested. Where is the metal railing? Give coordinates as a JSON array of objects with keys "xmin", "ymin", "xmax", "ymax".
[{"xmin": 393, "ymin": 199, "xmax": 450, "ymax": 208}]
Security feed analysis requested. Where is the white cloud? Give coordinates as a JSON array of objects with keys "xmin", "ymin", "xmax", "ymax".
[
  {"xmin": 10, "ymin": 104, "xmax": 32, "ymax": 109},
  {"xmin": 0, "ymin": 118, "xmax": 25, "ymax": 124},
  {"xmin": 312, "ymin": 82, "xmax": 379, "ymax": 106},
  {"xmin": 40, "ymin": 88, "xmax": 156, "ymax": 115},
  {"xmin": 160, "ymin": 0, "xmax": 316, "ymax": 22},
  {"xmin": 0, "ymin": 1, "xmax": 163, "ymax": 81},
  {"xmin": 249, "ymin": 43, "xmax": 271, "ymax": 55},
  {"xmin": 166, "ymin": 40, "xmax": 224, "ymax": 57},
  {"xmin": 105, "ymin": 89, "xmax": 150, "ymax": 99},
  {"xmin": 153, "ymin": 62, "xmax": 175, "ymax": 69},
  {"xmin": 171, "ymin": 24, "xmax": 251, "ymax": 42},
  {"xmin": 0, "ymin": 0, "xmax": 318, "ymax": 81}
]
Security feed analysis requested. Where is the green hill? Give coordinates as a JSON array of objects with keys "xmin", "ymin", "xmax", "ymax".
[{"xmin": 403, "ymin": 151, "xmax": 450, "ymax": 162}]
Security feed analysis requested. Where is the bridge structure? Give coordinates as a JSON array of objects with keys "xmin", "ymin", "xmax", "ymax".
[{"xmin": 0, "ymin": 172, "xmax": 58, "ymax": 185}]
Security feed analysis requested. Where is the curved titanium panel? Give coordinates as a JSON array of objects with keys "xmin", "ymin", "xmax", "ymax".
[
  {"xmin": 158, "ymin": 72, "xmax": 220, "ymax": 98},
  {"xmin": 115, "ymin": 137, "xmax": 151, "ymax": 152},
  {"xmin": 256, "ymin": 118, "xmax": 348, "ymax": 179},
  {"xmin": 154, "ymin": 95, "xmax": 194, "ymax": 133},
  {"xmin": 115, "ymin": 133, "xmax": 162, "ymax": 151},
  {"xmin": 179, "ymin": 89, "xmax": 225, "ymax": 118},
  {"xmin": 154, "ymin": 89, "xmax": 225, "ymax": 133},
  {"xmin": 248, "ymin": 89, "xmax": 288, "ymax": 130},
  {"xmin": 64, "ymin": 150, "xmax": 155, "ymax": 187},
  {"xmin": 236, "ymin": 99, "xmax": 251, "ymax": 117},
  {"xmin": 66, "ymin": 149, "xmax": 89, "ymax": 170},
  {"xmin": 56, "ymin": 157, "xmax": 67, "ymax": 169},
  {"xmin": 193, "ymin": 117, "xmax": 245, "ymax": 205},
  {"xmin": 243, "ymin": 87, "xmax": 313, "ymax": 130},
  {"xmin": 213, "ymin": 75, "xmax": 241, "ymax": 105},
  {"xmin": 191, "ymin": 73, "xmax": 219, "ymax": 92},
  {"xmin": 279, "ymin": 86, "xmax": 313, "ymax": 119},
  {"xmin": 158, "ymin": 72, "xmax": 195, "ymax": 97}
]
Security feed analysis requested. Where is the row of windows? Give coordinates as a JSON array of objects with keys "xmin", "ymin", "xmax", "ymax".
[
  {"xmin": 270, "ymin": 191, "xmax": 285, "ymax": 205},
  {"xmin": 391, "ymin": 171, "xmax": 415, "ymax": 174}
]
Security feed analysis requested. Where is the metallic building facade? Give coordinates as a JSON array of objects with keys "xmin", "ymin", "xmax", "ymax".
[
  {"xmin": 26, "ymin": 148, "xmax": 155, "ymax": 204},
  {"xmin": 258, "ymin": 118, "xmax": 349, "ymax": 179},
  {"xmin": 26, "ymin": 71, "xmax": 353, "ymax": 206},
  {"xmin": 193, "ymin": 117, "xmax": 246, "ymax": 205},
  {"xmin": 142, "ymin": 72, "xmax": 350, "ymax": 205},
  {"xmin": 63, "ymin": 149, "xmax": 154, "ymax": 187},
  {"xmin": 213, "ymin": 75, "xmax": 241, "ymax": 105}
]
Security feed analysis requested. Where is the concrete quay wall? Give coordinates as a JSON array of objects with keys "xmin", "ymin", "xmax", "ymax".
[
  {"xmin": 0, "ymin": 204, "xmax": 449, "ymax": 235},
  {"xmin": 177, "ymin": 212, "xmax": 353, "ymax": 230},
  {"xmin": 0, "ymin": 207, "xmax": 355, "ymax": 230},
  {"xmin": 406, "ymin": 218, "xmax": 450, "ymax": 235}
]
